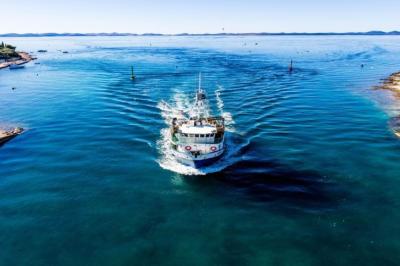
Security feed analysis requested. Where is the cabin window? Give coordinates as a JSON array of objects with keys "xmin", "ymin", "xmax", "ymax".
[
  {"xmin": 195, "ymin": 134, "xmax": 199, "ymax": 138},
  {"xmin": 184, "ymin": 133, "xmax": 188, "ymax": 137},
  {"xmin": 200, "ymin": 134, "xmax": 204, "ymax": 138},
  {"xmin": 205, "ymin": 134, "xmax": 209, "ymax": 137}
]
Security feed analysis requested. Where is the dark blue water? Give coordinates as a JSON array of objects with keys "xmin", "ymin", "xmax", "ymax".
[{"xmin": 1, "ymin": 36, "xmax": 400, "ymax": 265}]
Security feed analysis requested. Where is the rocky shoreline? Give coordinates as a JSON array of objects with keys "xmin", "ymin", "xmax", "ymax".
[
  {"xmin": 0, "ymin": 128, "xmax": 24, "ymax": 147},
  {"xmin": 376, "ymin": 71, "xmax": 400, "ymax": 96},
  {"xmin": 0, "ymin": 51, "xmax": 35, "ymax": 69},
  {"xmin": 375, "ymin": 72, "xmax": 400, "ymax": 137}
]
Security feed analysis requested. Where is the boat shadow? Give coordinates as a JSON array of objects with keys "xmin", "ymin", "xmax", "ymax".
[{"xmin": 181, "ymin": 159, "xmax": 348, "ymax": 213}]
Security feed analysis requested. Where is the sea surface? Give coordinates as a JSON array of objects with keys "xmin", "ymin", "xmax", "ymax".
[{"xmin": 1, "ymin": 36, "xmax": 400, "ymax": 265}]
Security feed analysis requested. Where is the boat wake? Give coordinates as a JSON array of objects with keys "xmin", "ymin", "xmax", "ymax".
[{"xmin": 157, "ymin": 87, "xmax": 242, "ymax": 175}]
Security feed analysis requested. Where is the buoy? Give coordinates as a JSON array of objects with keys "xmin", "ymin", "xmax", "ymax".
[
  {"xmin": 210, "ymin": 146, "xmax": 217, "ymax": 152},
  {"xmin": 185, "ymin": 146, "xmax": 192, "ymax": 151},
  {"xmin": 289, "ymin": 60, "xmax": 293, "ymax": 73},
  {"xmin": 130, "ymin": 66, "xmax": 136, "ymax": 80}
]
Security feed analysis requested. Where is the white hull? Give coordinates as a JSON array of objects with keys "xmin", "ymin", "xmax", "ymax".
[{"xmin": 172, "ymin": 147, "xmax": 225, "ymax": 168}]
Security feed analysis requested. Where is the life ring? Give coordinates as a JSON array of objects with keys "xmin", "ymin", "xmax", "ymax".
[
  {"xmin": 210, "ymin": 146, "xmax": 217, "ymax": 152},
  {"xmin": 185, "ymin": 146, "xmax": 192, "ymax": 151}
]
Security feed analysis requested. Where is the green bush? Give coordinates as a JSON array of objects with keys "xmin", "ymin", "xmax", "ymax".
[
  {"xmin": 5, "ymin": 44, "xmax": 16, "ymax": 49},
  {"xmin": 0, "ymin": 43, "xmax": 18, "ymax": 59}
]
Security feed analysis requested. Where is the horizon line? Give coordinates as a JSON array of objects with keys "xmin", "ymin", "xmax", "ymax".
[{"xmin": 1, "ymin": 30, "xmax": 400, "ymax": 37}]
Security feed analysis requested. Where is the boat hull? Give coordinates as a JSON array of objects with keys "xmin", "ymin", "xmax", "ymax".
[
  {"xmin": 9, "ymin": 64, "xmax": 25, "ymax": 70},
  {"xmin": 173, "ymin": 148, "xmax": 224, "ymax": 168}
]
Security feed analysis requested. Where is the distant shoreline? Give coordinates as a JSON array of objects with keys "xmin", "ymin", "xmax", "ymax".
[{"xmin": 1, "ymin": 31, "xmax": 400, "ymax": 37}]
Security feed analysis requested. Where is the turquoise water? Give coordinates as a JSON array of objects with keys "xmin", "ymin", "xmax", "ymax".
[{"xmin": 1, "ymin": 36, "xmax": 400, "ymax": 265}]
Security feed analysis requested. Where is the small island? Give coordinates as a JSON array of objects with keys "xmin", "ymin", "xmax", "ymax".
[{"xmin": 0, "ymin": 42, "xmax": 35, "ymax": 69}]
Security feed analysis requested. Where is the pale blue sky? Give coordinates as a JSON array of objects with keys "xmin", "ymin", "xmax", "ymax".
[{"xmin": 1, "ymin": 0, "xmax": 399, "ymax": 33}]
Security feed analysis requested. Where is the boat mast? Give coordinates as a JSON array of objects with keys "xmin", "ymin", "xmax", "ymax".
[
  {"xmin": 198, "ymin": 72, "xmax": 201, "ymax": 91},
  {"xmin": 190, "ymin": 72, "xmax": 209, "ymax": 118}
]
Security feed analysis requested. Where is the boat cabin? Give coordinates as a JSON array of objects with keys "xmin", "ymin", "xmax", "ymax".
[{"xmin": 171, "ymin": 116, "xmax": 224, "ymax": 144}]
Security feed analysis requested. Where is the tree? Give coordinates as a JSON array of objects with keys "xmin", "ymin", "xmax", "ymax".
[{"xmin": 5, "ymin": 44, "xmax": 16, "ymax": 50}]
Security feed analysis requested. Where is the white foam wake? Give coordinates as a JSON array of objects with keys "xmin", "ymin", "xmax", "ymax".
[
  {"xmin": 216, "ymin": 85, "xmax": 235, "ymax": 132},
  {"xmin": 157, "ymin": 88, "xmax": 241, "ymax": 175}
]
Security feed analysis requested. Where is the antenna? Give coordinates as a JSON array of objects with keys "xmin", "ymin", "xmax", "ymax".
[{"xmin": 198, "ymin": 72, "xmax": 201, "ymax": 91}]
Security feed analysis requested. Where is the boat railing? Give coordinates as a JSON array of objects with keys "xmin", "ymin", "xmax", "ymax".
[
  {"xmin": 173, "ymin": 135, "xmax": 224, "ymax": 144},
  {"xmin": 173, "ymin": 116, "xmax": 224, "ymax": 126}
]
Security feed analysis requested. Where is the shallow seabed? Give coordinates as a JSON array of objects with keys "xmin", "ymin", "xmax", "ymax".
[{"xmin": 1, "ymin": 36, "xmax": 400, "ymax": 265}]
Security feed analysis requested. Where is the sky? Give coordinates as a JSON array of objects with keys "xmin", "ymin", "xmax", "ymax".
[{"xmin": 1, "ymin": 0, "xmax": 399, "ymax": 34}]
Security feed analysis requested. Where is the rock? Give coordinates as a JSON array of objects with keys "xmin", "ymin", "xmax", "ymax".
[{"xmin": 0, "ymin": 127, "xmax": 24, "ymax": 146}]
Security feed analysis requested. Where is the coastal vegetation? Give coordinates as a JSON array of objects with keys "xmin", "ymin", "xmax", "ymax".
[{"xmin": 0, "ymin": 42, "xmax": 19, "ymax": 59}]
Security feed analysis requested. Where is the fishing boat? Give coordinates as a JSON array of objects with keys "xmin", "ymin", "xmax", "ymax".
[
  {"xmin": 170, "ymin": 74, "xmax": 225, "ymax": 168},
  {"xmin": 9, "ymin": 64, "xmax": 25, "ymax": 70},
  {"xmin": 0, "ymin": 127, "xmax": 24, "ymax": 146}
]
